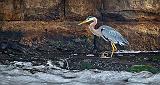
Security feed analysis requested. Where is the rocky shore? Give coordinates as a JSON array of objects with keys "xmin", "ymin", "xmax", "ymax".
[{"xmin": 0, "ymin": 61, "xmax": 160, "ymax": 85}]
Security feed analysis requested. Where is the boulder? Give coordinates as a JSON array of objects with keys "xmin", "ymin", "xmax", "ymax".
[
  {"xmin": 0, "ymin": 0, "xmax": 159, "ymax": 21},
  {"xmin": 102, "ymin": 0, "xmax": 160, "ymax": 21},
  {"xmin": 0, "ymin": 0, "xmax": 62, "ymax": 21},
  {"xmin": 24, "ymin": 0, "xmax": 62, "ymax": 20},
  {"xmin": 65, "ymin": 0, "xmax": 101, "ymax": 20},
  {"xmin": 0, "ymin": 0, "xmax": 24, "ymax": 20}
]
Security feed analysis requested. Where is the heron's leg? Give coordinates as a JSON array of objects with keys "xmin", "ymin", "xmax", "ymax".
[
  {"xmin": 112, "ymin": 43, "xmax": 117, "ymax": 51},
  {"xmin": 111, "ymin": 42, "xmax": 115, "ymax": 58}
]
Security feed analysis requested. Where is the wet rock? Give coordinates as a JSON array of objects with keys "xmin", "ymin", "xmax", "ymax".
[
  {"xmin": 0, "ymin": 62, "xmax": 160, "ymax": 85},
  {"xmin": 9, "ymin": 76, "xmax": 41, "ymax": 85},
  {"xmin": 126, "ymin": 83, "xmax": 147, "ymax": 85},
  {"xmin": 26, "ymin": 82, "xmax": 48, "ymax": 85},
  {"xmin": 63, "ymin": 72, "xmax": 78, "ymax": 78},
  {"xmin": 13, "ymin": 61, "xmax": 33, "ymax": 67},
  {"xmin": 73, "ymin": 70, "xmax": 133, "ymax": 83},
  {"xmin": 0, "ymin": 65, "xmax": 15, "ymax": 71},
  {"xmin": 33, "ymin": 72, "xmax": 71, "ymax": 83},
  {"xmin": 132, "ymin": 71, "xmax": 153, "ymax": 78},
  {"xmin": 47, "ymin": 59, "xmax": 69, "ymax": 69},
  {"xmin": 149, "ymin": 74, "xmax": 160, "ymax": 84},
  {"xmin": 64, "ymin": 82, "xmax": 99, "ymax": 85},
  {"xmin": 128, "ymin": 71, "xmax": 160, "ymax": 84},
  {"xmin": 48, "ymin": 69, "xmax": 66, "ymax": 75},
  {"xmin": 2, "ymin": 69, "xmax": 32, "ymax": 76},
  {"xmin": 47, "ymin": 60, "xmax": 64, "ymax": 69}
]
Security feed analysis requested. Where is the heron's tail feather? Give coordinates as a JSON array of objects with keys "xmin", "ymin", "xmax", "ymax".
[
  {"xmin": 119, "ymin": 38, "xmax": 129, "ymax": 46},
  {"xmin": 123, "ymin": 38, "xmax": 129, "ymax": 45}
]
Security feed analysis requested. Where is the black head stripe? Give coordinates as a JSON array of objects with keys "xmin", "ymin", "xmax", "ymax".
[{"xmin": 87, "ymin": 16, "xmax": 94, "ymax": 20}]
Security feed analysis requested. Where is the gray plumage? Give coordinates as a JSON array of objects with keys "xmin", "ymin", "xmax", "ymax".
[{"xmin": 100, "ymin": 25, "xmax": 129, "ymax": 45}]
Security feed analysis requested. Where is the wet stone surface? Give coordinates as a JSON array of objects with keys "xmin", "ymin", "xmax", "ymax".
[{"xmin": 0, "ymin": 61, "xmax": 160, "ymax": 85}]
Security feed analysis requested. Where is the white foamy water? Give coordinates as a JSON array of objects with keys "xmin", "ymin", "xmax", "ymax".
[{"xmin": 0, "ymin": 61, "xmax": 160, "ymax": 85}]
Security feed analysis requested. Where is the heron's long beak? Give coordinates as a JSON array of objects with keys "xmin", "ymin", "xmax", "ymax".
[{"xmin": 78, "ymin": 20, "xmax": 90, "ymax": 25}]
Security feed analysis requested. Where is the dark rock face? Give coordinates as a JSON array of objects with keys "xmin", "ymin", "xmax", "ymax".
[
  {"xmin": 24, "ymin": 0, "xmax": 63, "ymax": 20},
  {"xmin": 0, "ymin": 0, "xmax": 159, "ymax": 21},
  {"xmin": 107, "ymin": 22, "xmax": 160, "ymax": 51},
  {"xmin": 65, "ymin": 0, "xmax": 101, "ymax": 20},
  {"xmin": 0, "ymin": 0, "xmax": 24, "ymax": 20},
  {"xmin": 0, "ymin": 0, "xmax": 159, "ymax": 51},
  {"xmin": 0, "ymin": 21, "xmax": 159, "ymax": 51},
  {"xmin": 103, "ymin": 0, "xmax": 160, "ymax": 21},
  {"xmin": 0, "ymin": 0, "xmax": 63, "ymax": 21}
]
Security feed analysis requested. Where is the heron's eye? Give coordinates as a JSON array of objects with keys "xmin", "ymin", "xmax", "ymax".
[{"xmin": 86, "ymin": 18, "xmax": 89, "ymax": 20}]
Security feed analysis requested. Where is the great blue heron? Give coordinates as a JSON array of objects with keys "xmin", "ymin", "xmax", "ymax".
[{"xmin": 78, "ymin": 16, "xmax": 129, "ymax": 58}]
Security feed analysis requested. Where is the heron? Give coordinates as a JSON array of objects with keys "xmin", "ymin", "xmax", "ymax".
[{"xmin": 78, "ymin": 16, "xmax": 129, "ymax": 58}]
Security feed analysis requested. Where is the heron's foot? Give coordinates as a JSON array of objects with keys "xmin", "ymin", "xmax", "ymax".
[{"xmin": 101, "ymin": 51, "xmax": 112, "ymax": 58}]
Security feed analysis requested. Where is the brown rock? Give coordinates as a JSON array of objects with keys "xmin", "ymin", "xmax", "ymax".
[
  {"xmin": 103, "ymin": 0, "xmax": 160, "ymax": 21},
  {"xmin": 24, "ymin": 0, "xmax": 62, "ymax": 20},
  {"xmin": 0, "ymin": 0, "xmax": 159, "ymax": 21},
  {"xmin": 0, "ymin": 0, "xmax": 63, "ymax": 21},
  {"xmin": 0, "ymin": 0, "xmax": 159, "ymax": 51},
  {"xmin": 65, "ymin": 0, "xmax": 101, "ymax": 20},
  {"xmin": 107, "ymin": 22, "xmax": 160, "ymax": 50},
  {"xmin": 0, "ymin": 21, "xmax": 159, "ymax": 51},
  {"xmin": 0, "ymin": 0, "xmax": 24, "ymax": 20}
]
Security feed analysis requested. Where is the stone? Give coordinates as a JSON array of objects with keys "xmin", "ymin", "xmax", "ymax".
[
  {"xmin": 33, "ymin": 72, "xmax": 72, "ymax": 83},
  {"xmin": 128, "ymin": 71, "xmax": 160, "ymax": 84},
  {"xmin": 128, "ymin": 71, "xmax": 153, "ymax": 83},
  {"xmin": 65, "ymin": 0, "xmax": 101, "ymax": 20},
  {"xmin": 0, "ymin": 0, "xmax": 159, "ymax": 21},
  {"xmin": 0, "ymin": 0, "xmax": 24, "ymax": 20},
  {"xmin": 107, "ymin": 22, "xmax": 160, "ymax": 51},
  {"xmin": 103, "ymin": 0, "xmax": 160, "ymax": 21},
  {"xmin": 24, "ymin": 0, "xmax": 62, "ymax": 20},
  {"xmin": 73, "ymin": 70, "xmax": 133, "ymax": 83},
  {"xmin": 0, "ymin": 0, "xmax": 62, "ymax": 21}
]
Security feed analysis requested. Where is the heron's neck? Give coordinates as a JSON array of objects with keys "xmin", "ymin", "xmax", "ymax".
[{"xmin": 89, "ymin": 18, "xmax": 97, "ymax": 29}]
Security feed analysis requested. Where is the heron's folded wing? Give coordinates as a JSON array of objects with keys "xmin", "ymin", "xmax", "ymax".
[{"xmin": 101, "ymin": 26, "xmax": 129, "ymax": 45}]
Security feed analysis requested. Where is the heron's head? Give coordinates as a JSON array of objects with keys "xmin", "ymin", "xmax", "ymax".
[{"xmin": 78, "ymin": 16, "xmax": 96, "ymax": 25}]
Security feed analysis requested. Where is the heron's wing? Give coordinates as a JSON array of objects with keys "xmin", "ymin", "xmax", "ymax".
[{"xmin": 100, "ymin": 25, "xmax": 129, "ymax": 45}]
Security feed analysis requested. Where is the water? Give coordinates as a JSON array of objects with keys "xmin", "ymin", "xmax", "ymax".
[{"xmin": 0, "ymin": 61, "xmax": 160, "ymax": 85}]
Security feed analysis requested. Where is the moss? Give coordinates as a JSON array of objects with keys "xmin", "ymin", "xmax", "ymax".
[
  {"xmin": 128, "ymin": 65, "xmax": 160, "ymax": 74},
  {"xmin": 149, "ymin": 55, "xmax": 160, "ymax": 62},
  {"xmin": 80, "ymin": 62, "xmax": 93, "ymax": 70}
]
